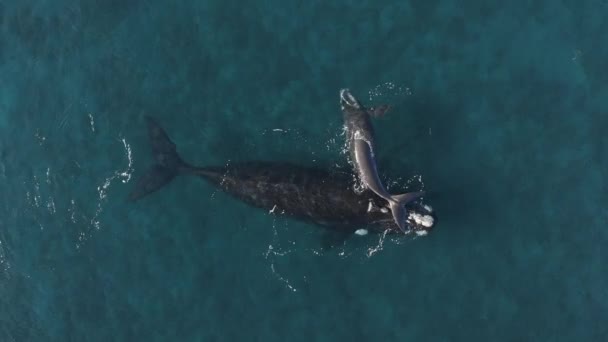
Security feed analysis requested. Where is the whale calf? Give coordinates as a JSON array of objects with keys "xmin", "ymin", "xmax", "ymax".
[
  {"xmin": 340, "ymin": 89, "xmax": 425, "ymax": 233},
  {"xmin": 129, "ymin": 117, "xmax": 434, "ymax": 236}
]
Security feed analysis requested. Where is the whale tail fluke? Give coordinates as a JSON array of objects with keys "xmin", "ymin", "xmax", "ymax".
[
  {"xmin": 128, "ymin": 116, "xmax": 190, "ymax": 201},
  {"xmin": 389, "ymin": 191, "xmax": 426, "ymax": 233}
]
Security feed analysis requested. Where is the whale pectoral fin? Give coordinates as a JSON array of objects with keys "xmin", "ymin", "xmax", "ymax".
[
  {"xmin": 367, "ymin": 104, "xmax": 391, "ymax": 118},
  {"xmin": 320, "ymin": 230, "xmax": 351, "ymax": 250}
]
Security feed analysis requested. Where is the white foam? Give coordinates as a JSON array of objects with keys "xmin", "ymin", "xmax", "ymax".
[
  {"xmin": 355, "ymin": 229, "xmax": 368, "ymax": 236},
  {"xmin": 88, "ymin": 113, "xmax": 95, "ymax": 132},
  {"xmin": 423, "ymin": 205, "xmax": 433, "ymax": 213}
]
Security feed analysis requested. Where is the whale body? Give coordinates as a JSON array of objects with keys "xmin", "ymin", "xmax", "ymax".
[{"xmin": 129, "ymin": 117, "xmax": 435, "ymax": 234}]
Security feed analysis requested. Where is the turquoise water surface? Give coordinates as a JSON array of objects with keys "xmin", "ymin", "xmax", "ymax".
[{"xmin": 1, "ymin": 1, "xmax": 607, "ymax": 341}]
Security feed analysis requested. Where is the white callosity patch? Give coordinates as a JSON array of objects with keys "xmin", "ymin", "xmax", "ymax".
[
  {"xmin": 423, "ymin": 204, "xmax": 433, "ymax": 213},
  {"xmin": 355, "ymin": 229, "xmax": 368, "ymax": 236},
  {"xmin": 340, "ymin": 89, "xmax": 360, "ymax": 108},
  {"xmin": 408, "ymin": 211, "xmax": 434, "ymax": 228}
]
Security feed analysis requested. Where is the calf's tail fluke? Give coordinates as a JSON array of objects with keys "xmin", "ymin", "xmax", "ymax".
[
  {"xmin": 389, "ymin": 191, "xmax": 426, "ymax": 233},
  {"xmin": 128, "ymin": 116, "xmax": 190, "ymax": 201}
]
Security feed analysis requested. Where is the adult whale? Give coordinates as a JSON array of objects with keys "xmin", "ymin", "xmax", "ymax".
[
  {"xmin": 129, "ymin": 117, "xmax": 434, "ymax": 235},
  {"xmin": 340, "ymin": 89, "xmax": 425, "ymax": 233}
]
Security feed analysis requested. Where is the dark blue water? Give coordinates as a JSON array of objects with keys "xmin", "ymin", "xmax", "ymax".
[{"xmin": 1, "ymin": 1, "xmax": 607, "ymax": 341}]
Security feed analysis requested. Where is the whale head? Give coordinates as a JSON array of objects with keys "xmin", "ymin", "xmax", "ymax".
[
  {"xmin": 371, "ymin": 201, "xmax": 436, "ymax": 235},
  {"xmin": 404, "ymin": 202, "xmax": 435, "ymax": 234}
]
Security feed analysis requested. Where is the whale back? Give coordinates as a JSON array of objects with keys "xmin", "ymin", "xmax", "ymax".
[{"xmin": 189, "ymin": 162, "xmax": 387, "ymax": 229}]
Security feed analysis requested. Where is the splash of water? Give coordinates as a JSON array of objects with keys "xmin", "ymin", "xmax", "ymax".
[
  {"xmin": 366, "ymin": 229, "xmax": 390, "ymax": 257},
  {"xmin": 368, "ymin": 82, "xmax": 412, "ymax": 102},
  {"xmin": 78, "ymin": 137, "xmax": 134, "ymax": 248},
  {"xmin": 263, "ymin": 207, "xmax": 300, "ymax": 292}
]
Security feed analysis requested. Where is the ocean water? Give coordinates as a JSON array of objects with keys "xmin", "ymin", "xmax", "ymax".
[{"xmin": 1, "ymin": 1, "xmax": 607, "ymax": 341}]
